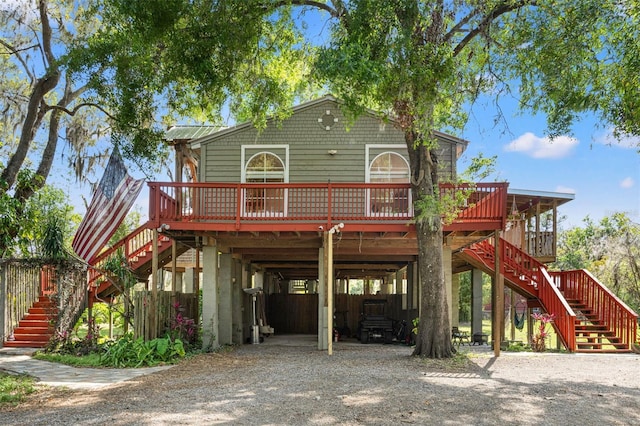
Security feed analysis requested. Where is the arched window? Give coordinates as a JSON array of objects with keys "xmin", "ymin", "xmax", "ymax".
[
  {"xmin": 369, "ymin": 152, "xmax": 410, "ymax": 183},
  {"xmin": 369, "ymin": 152, "xmax": 410, "ymax": 215},
  {"xmin": 244, "ymin": 152, "xmax": 285, "ymax": 215},
  {"xmin": 246, "ymin": 152, "xmax": 285, "ymax": 183}
]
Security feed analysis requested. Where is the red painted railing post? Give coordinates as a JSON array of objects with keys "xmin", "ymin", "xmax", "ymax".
[
  {"xmin": 236, "ymin": 184, "xmax": 242, "ymax": 230},
  {"xmin": 327, "ymin": 181, "xmax": 333, "ymax": 229}
]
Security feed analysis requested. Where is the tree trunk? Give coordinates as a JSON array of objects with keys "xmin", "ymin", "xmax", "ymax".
[{"xmin": 406, "ymin": 133, "xmax": 455, "ymax": 358}]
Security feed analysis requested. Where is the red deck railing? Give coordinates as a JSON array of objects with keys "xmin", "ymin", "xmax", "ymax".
[
  {"xmin": 551, "ymin": 269, "xmax": 638, "ymax": 349},
  {"xmin": 87, "ymin": 224, "xmax": 169, "ymax": 289},
  {"xmin": 465, "ymin": 238, "xmax": 577, "ymax": 350},
  {"xmin": 148, "ymin": 181, "xmax": 508, "ymax": 233}
]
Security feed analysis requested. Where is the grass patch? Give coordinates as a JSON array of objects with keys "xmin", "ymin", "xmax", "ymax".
[
  {"xmin": 418, "ymin": 351, "xmax": 476, "ymax": 372},
  {"xmin": 0, "ymin": 371, "xmax": 37, "ymax": 408},
  {"xmin": 33, "ymin": 351, "xmax": 103, "ymax": 368}
]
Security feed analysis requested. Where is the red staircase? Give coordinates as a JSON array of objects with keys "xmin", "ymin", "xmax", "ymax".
[
  {"xmin": 461, "ymin": 238, "xmax": 638, "ymax": 353},
  {"xmin": 4, "ymin": 296, "xmax": 57, "ymax": 348},
  {"xmin": 551, "ymin": 270, "xmax": 637, "ymax": 353},
  {"xmin": 4, "ymin": 223, "xmax": 184, "ymax": 348},
  {"xmin": 88, "ymin": 223, "xmax": 184, "ymax": 302}
]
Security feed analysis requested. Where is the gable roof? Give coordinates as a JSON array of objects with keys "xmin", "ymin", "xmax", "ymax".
[
  {"xmin": 186, "ymin": 95, "xmax": 469, "ymax": 154},
  {"xmin": 164, "ymin": 125, "xmax": 222, "ymax": 143}
]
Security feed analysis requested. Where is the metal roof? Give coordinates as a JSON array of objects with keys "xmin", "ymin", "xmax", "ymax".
[{"xmin": 164, "ymin": 125, "xmax": 222, "ymax": 142}]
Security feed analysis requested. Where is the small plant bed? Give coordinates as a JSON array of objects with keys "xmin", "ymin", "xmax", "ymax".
[{"xmin": 35, "ymin": 333, "xmax": 196, "ymax": 368}]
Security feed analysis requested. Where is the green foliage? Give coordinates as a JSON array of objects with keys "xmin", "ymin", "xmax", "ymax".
[
  {"xmin": 0, "ymin": 183, "xmax": 76, "ymax": 258},
  {"xmin": 46, "ymin": 313, "xmax": 102, "ymax": 357},
  {"xmin": 503, "ymin": 341, "xmax": 530, "ymax": 352},
  {"xmin": 33, "ymin": 352, "xmax": 103, "ymax": 368},
  {"xmin": 101, "ymin": 333, "xmax": 186, "ymax": 368},
  {"xmin": 412, "ymin": 317, "xmax": 420, "ymax": 336},
  {"xmin": 553, "ymin": 213, "xmax": 640, "ymax": 312},
  {"xmin": 0, "ymin": 372, "xmax": 36, "ymax": 407}
]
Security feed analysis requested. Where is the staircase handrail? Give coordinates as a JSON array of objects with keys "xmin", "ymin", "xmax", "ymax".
[
  {"xmin": 538, "ymin": 268, "xmax": 577, "ymax": 351},
  {"xmin": 550, "ymin": 269, "xmax": 638, "ymax": 348},
  {"xmin": 87, "ymin": 223, "xmax": 154, "ymax": 288},
  {"xmin": 500, "ymin": 239, "xmax": 544, "ymax": 287},
  {"xmin": 465, "ymin": 238, "xmax": 577, "ymax": 351}
]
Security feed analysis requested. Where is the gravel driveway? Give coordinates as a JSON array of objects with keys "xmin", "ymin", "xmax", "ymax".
[{"xmin": 3, "ymin": 335, "xmax": 640, "ymax": 425}]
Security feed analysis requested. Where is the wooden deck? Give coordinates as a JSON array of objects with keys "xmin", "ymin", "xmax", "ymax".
[{"xmin": 148, "ymin": 181, "xmax": 508, "ymax": 235}]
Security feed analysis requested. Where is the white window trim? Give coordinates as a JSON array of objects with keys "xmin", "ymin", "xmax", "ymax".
[
  {"xmin": 241, "ymin": 145, "xmax": 289, "ymax": 217},
  {"xmin": 241, "ymin": 145, "xmax": 289, "ymax": 183},
  {"xmin": 365, "ymin": 145, "xmax": 412, "ymax": 217},
  {"xmin": 364, "ymin": 144, "xmax": 407, "ymax": 183}
]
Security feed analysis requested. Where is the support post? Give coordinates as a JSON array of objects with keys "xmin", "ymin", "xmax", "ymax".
[
  {"xmin": 471, "ymin": 269, "xmax": 483, "ymax": 336},
  {"xmin": 326, "ymin": 230, "xmax": 334, "ymax": 355},
  {"xmin": 150, "ymin": 229, "xmax": 159, "ymax": 340},
  {"xmin": 218, "ymin": 253, "xmax": 233, "ymax": 345},
  {"xmin": 317, "ymin": 246, "xmax": 327, "ymax": 350},
  {"xmin": 201, "ymin": 243, "xmax": 219, "ymax": 351},
  {"xmin": 493, "ymin": 233, "xmax": 503, "ymax": 356}
]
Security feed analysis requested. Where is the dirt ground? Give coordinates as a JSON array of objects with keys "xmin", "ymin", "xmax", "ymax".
[{"xmin": 3, "ymin": 335, "xmax": 640, "ymax": 425}]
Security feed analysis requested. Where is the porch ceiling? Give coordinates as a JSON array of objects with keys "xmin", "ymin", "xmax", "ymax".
[{"xmin": 162, "ymin": 228, "xmax": 493, "ymax": 280}]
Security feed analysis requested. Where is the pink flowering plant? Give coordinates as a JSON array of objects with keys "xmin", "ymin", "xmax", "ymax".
[
  {"xmin": 531, "ymin": 312, "xmax": 555, "ymax": 352},
  {"xmin": 170, "ymin": 301, "xmax": 197, "ymax": 347}
]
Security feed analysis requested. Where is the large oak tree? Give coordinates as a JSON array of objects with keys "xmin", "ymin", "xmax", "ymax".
[
  {"xmin": 0, "ymin": 0, "xmax": 119, "ymax": 256},
  {"xmin": 84, "ymin": 0, "xmax": 640, "ymax": 357}
]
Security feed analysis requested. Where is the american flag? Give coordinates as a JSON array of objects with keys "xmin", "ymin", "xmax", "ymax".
[{"xmin": 72, "ymin": 149, "xmax": 144, "ymax": 263}]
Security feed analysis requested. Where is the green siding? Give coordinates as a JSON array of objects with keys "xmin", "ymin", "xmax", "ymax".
[{"xmin": 198, "ymin": 98, "xmax": 460, "ymax": 183}]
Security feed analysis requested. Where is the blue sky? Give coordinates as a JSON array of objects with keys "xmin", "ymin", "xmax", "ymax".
[{"xmin": 459, "ymin": 98, "xmax": 639, "ymax": 228}]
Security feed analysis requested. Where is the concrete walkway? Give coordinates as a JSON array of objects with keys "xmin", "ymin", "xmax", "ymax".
[{"xmin": 0, "ymin": 347, "xmax": 173, "ymax": 390}]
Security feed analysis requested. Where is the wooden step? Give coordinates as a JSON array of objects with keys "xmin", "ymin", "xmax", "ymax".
[
  {"xmin": 10, "ymin": 333, "xmax": 52, "ymax": 342},
  {"xmin": 575, "ymin": 348, "xmax": 632, "ymax": 354},
  {"xmin": 18, "ymin": 320, "xmax": 52, "ymax": 329},
  {"xmin": 3, "ymin": 340, "xmax": 49, "ymax": 348}
]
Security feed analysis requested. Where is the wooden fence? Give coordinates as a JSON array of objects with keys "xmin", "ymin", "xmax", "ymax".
[
  {"xmin": 134, "ymin": 291, "xmax": 198, "ymax": 342},
  {"xmin": 266, "ymin": 293, "xmax": 417, "ymax": 336},
  {"xmin": 1, "ymin": 261, "xmax": 41, "ymax": 342}
]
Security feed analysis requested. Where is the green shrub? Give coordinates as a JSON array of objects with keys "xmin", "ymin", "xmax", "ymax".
[{"xmin": 100, "ymin": 333, "xmax": 185, "ymax": 368}]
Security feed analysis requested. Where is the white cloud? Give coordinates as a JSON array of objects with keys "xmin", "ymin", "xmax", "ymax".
[
  {"xmin": 555, "ymin": 185, "xmax": 576, "ymax": 194},
  {"xmin": 596, "ymin": 129, "xmax": 640, "ymax": 149},
  {"xmin": 504, "ymin": 132, "xmax": 578, "ymax": 159},
  {"xmin": 620, "ymin": 177, "xmax": 635, "ymax": 189}
]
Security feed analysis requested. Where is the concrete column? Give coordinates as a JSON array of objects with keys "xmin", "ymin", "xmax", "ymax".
[
  {"xmin": 218, "ymin": 253, "xmax": 233, "ymax": 345},
  {"xmin": 317, "ymin": 246, "xmax": 327, "ymax": 350},
  {"xmin": 232, "ymin": 258, "xmax": 243, "ymax": 344},
  {"xmin": 201, "ymin": 244, "xmax": 219, "ymax": 351},
  {"xmin": 471, "ymin": 268, "xmax": 483, "ymax": 336},
  {"xmin": 443, "ymin": 246, "xmax": 453, "ymax": 327},
  {"xmin": 173, "ymin": 271, "xmax": 184, "ymax": 293},
  {"xmin": 405, "ymin": 261, "xmax": 415, "ymax": 310},
  {"xmin": 184, "ymin": 268, "xmax": 195, "ymax": 293},
  {"xmin": 242, "ymin": 263, "xmax": 253, "ymax": 343},
  {"xmin": 451, "ymin": 273, "xmax": 460, "ymax": 328},
  {"xmin": 395, "ymin": 270, "xmax": 403, "ymax": 295}
]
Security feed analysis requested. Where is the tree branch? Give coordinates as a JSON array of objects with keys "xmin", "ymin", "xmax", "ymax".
[
  {"xmin": 268, "ymin": 0, "xmax": 342, "ymax": 18},
  {"xmin": 39, "ymin": 0, "xmax": 56, "ymax": 67},
  {"xmin": 0, "ymin": 39, "xmax": 37, "ymax": 83},
  {"xmin": 452, "ymin": 0, "xmax": 536, "ymax": 57},
  {"xmin": 47, "ymin": 101, "xmax": 116, "ymax": 120}
]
